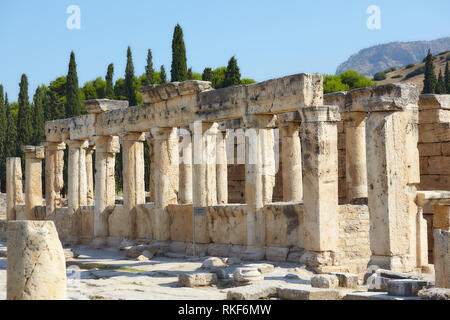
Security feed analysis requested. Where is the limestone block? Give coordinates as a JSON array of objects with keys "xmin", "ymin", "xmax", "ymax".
[
  {"xmin": 7, "ymin": 221, "xmax": 66, "ymax": 300},
  {"xmin": 443, "ymin": 142, "xmax": 450, "ymax": 156},
  {"xmin": 434, "ymin": 229, "xmax": 450, "ymax": 288},
  {"xmin": 366, "ymin": 273, "xmax": 390, "ymax": 292},
  {"xmin": 178, "ymin": 273, "xmax": 217, "ymax": 287},
  {"xmin": 287, "ymin": 247, "xmax": 306, "ymax": 263},
  {"xmin": 264, "ymin": 203, "xmax": 303, "ymax": 248},
  {"xmin": 240, "ymin": 247, "xmax": 265, "ymax": 261},
  {"xmin": 418, "ymin": 94, "xmax": 450, "ymax": 110},
  {"xmin": 434, "ymin": 205, "xmax": 450, "ymax": 231},
  {"xmin": 108, "ymin": 205, "xmax": 129, "ymax": 238},
  {"xmin": 135, "ymin": 204, "xmax": 154, "ymax": 239},
  {"xmin": 265, "ymin": 246, "xmax": 289, "ymax": 262},
  {"xmin": 330, "ymin": 272, "xmax": 359, "ymax": 288},
  {"xmin": 419, "ymin": 109, "xmax": 450, "ymax": 124},
  {"xmin": 185, "ymin": 243, "xmax": 209, "ymax": 256},
  {"xmin": 419, "ymin": 123, "xmax": 450, "ymax": 143},
  {"xmin": 169, "ymin": 241, "xmax": 188, "ymax": 253},
  {"xmin": 85, "ymin": 99, "xmax": 128, "ymax": 113},
  {"xmin": 387, "ymin": 280, "xmax": 428, "ymax": 297},
  {"xmin": 208, "ymin": 204, "xmax": 247, "ymax": 245},
  {"xmin": 207, "ymin": 243, "xmax": 231, "ymax": 257},
  {"xmin": 276, "ymin": 287, "xmax": 342, "ymax": 300},
  {"xmin": 227, "ymin": 283, "xmax": 277, "ymax": 300},
  {"xmin": 418, "ymin": 143, "xmax": 442, "ymax": 156},
  {"xmin": 418, "ymin": 288, "xmax": 450, "ymax": 300},
  {"xmin": 201, "ymin": 257, "xmax": 226, "ymax": 269},
  {"xmin": 310, "ymin": 275, "xmax": 339, "ymax": 289},
  {"xmin": 223, "ymin": 257, "xmax": 241, "ymax": 265},
  {"xmin": 168, "ymin": 204, "xmax": 193, "ymax": 242},
  {"xmin": 245, "ymin": 263, "xmax": 275, "ymax": 274},
  {"xmin": 233, "ymin": 267, "xmax": 263, "ymax": 283}
]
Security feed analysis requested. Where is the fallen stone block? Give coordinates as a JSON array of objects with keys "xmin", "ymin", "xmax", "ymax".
[
  {"xmin": 240, "ymin": 247, "xmax": 265, "ymax": 261},
  {"xmin": 330, "ymin": 272, "xmax": 359, "ymax": 288},
  {"xmin": 227, "ymin": 283, "xmax": 277, "ymax": 300},
  {"xmin": 265, "ymin": 247, "xmax": 289, "ymax": 262},
  {"xmin": 201, "ymin": 257, "xmax": 227, "ymax": 270},
  {"xmin": 277, "ymin": 287, "xmax": 342, "ymax": 300},
  {"xmin": 233, "ymin": 267, "xmax": 264, "ymax": 283},
  {"xmin": 7, "ymin": 221, "xmax": 67, "ymax": 300},
  {"xmin": 387, "ymin": 280, "xmax": 428, "ymax": 297},
  {"xmin": 245, "ymin": 263, "xmax": 274, "ymax": 274},
  {"xmin": 211, "ymin": 268, "xmax": 230, "ymax": 280},
  {"xmin": 178, "ymin": 273, "xmax": 218, "ymax": 287},
  {"xmin": 375, "ymin": 269, "xmax": 424, "ymax": 280},
  {"xmin": 418, "ymin": 288, "xmax": 450, "ymax": 300},
  {"xmin": 367, "ymin": 273, "xmax": 390, "ymax": 292},
  {"xmin": 311, "ymin": 274, "xmax": 339, "ymax": 289}
]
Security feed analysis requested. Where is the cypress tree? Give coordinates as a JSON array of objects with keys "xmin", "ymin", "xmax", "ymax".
[
  {"xmin": 49, "ymin": 90, "xmax": 65, "ymax": 120},
  {"xmin": 187, "ymin": 68, "xmax": 193, "ymax": 80},
  {"xmin": 436, "ymin": 70, "xmax": 446, "ymax": 94},
  {"xmin": 17, "ymin": 74, "xmax": 33, "ymax": 151},
  {"xmin": 66, "ymin": 51, "xmax": 82, "ymax": 117},
  {"xmin": 105, "ymin": 63, "xmax": 115, "ymax": 98},
  {"xmin": 170, "ymin": 24, "xmax": 188, "ymax": 82},
  {"xmin": 33, "ymin": 87, "xmax": 45, "ymax": 145},
  {"xmin": 445, "ymin": 62, "xmax": 450, "ymax": 94},
  {"xmin": 160, "ymin": 65, "xmax": 167, "ymax": 84},
  {"xmin": 422, "ymin": 49, "xmax": 437, "ymax": 94},
  {"xmin": 124, "ymin": 46, "xmax": 137, "ymax": 106},
  {"xmin": 5, "ymin": 93, "xmax": 17, "ymax": 158},
  {"xmin": 144, "ymin": 49, "xmax": 154, "ymax": 85},
  {"xmin": 224, "ymin": 56, "xmax": 241, "ymax": 87},
  {"xmin": 0, "ymin": 86, "xmax": 6, "ymax": 191},
  {"xmin": 202, "ymin": 68, "xmax": 213, "ymax": 82}
]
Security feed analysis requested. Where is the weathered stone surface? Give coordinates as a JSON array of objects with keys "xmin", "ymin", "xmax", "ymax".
[
  {"xmin": 387, "ymin": 280, "xmax": 428, "ymax": 297},
  {"xmin": 277, "ymin": 286, "xmax": 342, "ymax": 300},
  {"xmin": 245, "ymin": 263, "xmax": 275, "ymax": 274},
  {"xmin": 6, "ymin": 157, "xmax": 24, "ymax": 221},
  {"xmin": 201, "ymin": 257, "xmax": 227, "ymax": 269},
  {"xmin": 434, "ymin": 229, "xmax": 450, "ymax": 288},
  {"xmin": 227, "ymin": 283, "xmax": 277, "ymax": 300},
  {"xmin": 233, "ymin": 267, "xmax": 263, "ymax": 283},
  {"xmin": 240, "ymin": 247, "xmax": 265, "ymax": 261},
  {"xmin": 265, "ymin": 246, "xmax": 289, "ymax": 262},
  {"xmin": 330, "ymin": 272, "xmax": 359, "ymax": 288},
  {"xmin": 366, "ymin": 273, "xmax": 390, "ymax": 292},
  {"xmin": 418, "ymin": 287, "xmax": 450, "ymax": 300},
  {"xmin": 286, "ymin": 247, "xmax": 306, "ymax": 263},
  {"xmin": 178, "ymin": 273, "xmax": 218, "ymax": 287},
  {"xmin": 85, "ymin": 99, "xmax": 128, "ymax": 114},
  {"xmin": 264, "ymin": 203, "xmax": 303, "ymax": 248},
  {"xmin": 207, "ymin": 243, "xmax": 231, "ymax": 257},
  {"xmin": 7, "ymin": 221, "xmax": 67, "ymax": 300},
  {"xmin": 310, "ymin": 274, "xmax": 339, "ymax": 289},
  {"xmin": 224, "ymin": 257, "xmax": 241, "ymax": 265}
]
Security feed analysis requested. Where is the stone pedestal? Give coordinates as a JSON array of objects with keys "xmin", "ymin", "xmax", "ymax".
[
  {"xmin": 121, "ymin": 132, "xmax": 146, "ymax": 239},
  {"xmin": 151, "ymin": 127, "xmax": 179, "ymax": 241},
  {"xmin": 22, "ymin": 146, "xmax": 45, "ymax": 220},
  {"xmin": 216, "ymin": 130, "xmax": 228, "ymax": 204},
  {"xmin": 6, "ymin": 157, "xmax": 24, "ymax": 221},
  {"xmin": 92, "ymin": 136, "xmax": 120, "ymax": 248},
  {"xmin": 191, "ymin": 122, "xmax": 218, "ymax": 243},
  {"xmin": 280, "ymin": 123, "xmax": 303, "ymax": 202},
  {"xmin": 342, "ymin": 112, "xmax": 368, "ymax": 204},
  {"xmin": 299, "ymin": 106, "xmax": 340, "ymax": 267},
  {"xmin": 44, "ymin": 142, "xmax": 65, "ymax": 218},
  {"xmin": 7, "ymin": 221, "xmax": 66, "ymax": 300},
  {"xmin": 179, "ymin": 127, "xmax": 193, "ymax": 204}
]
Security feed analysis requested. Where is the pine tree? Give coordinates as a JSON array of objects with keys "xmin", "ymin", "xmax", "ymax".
[
  {"xmin": 17, "ymin": 74, "xmax": 33, "ymax": 151},
  {"xmin": 436, "ymin": 70, "xmax": 446, "ymax": 94},
  {"xmin": 0, "ymin": 86, "xmax": 6, "ymax": 191},
  {"xmin": 160, "ymin": 65, "xmax": 167, "ymax": 84},
  {"xmin": 423, "ymin": 49, "xmax": 437, "ymax": 94},
  {"xmin": 144, "ymin": 49, "xmax": 154, "ymax": 85},
  {"xmin": 105, "ymin": 63, "xmax": 115, "ymax": 98},
  {"xmin": 171, "ymin": 24, "xmax": 188, "ymax": 82},
  {"xmin": 33, "ymin": 87, "xmax": 45, "ymax": 145},
  {"xmin": 224, "ymin": 56, "xmax": 241, "ymax": 87},
  {"xmin": 66, "ymin": 51, "xmax": 82, "ymax": 117},
  {"xmin": 445, "ymin": 62, "xmax": 450, "ymax": 94},
  {"xmin": 5, "ymin": 93, "xmax": 17, "ymax": 158},
  {"xmin": 124, "ymin": 46, "xmax": 137, "ymax": 106},
  {"xmin": 202, "ymin": 68, "xmax": 213, "ymax": 82}
]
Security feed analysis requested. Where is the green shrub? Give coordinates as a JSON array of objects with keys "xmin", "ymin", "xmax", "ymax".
[
  {"xmin": 384, "ymin": 67, "xmax": 397, "ymax": 73},
  {"xmin": 373, "ymin": 72, "xmax": 387, "ymax": 81},
  {"xmin": 391, "ymin": 75, "xmax": 403, "ymax": 79},
  {"xmin": 405, "ymin": 63, "xmax": 415, "ymax": 69},
  {"xmin": 404, "ymin": 66, "xmax": 425, "ymax": 80}
]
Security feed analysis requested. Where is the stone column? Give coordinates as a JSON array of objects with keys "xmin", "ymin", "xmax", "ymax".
[
  {"xmin": 365, "ymin": 90, "xmax": 419, "ymax": 272},
  {"xmin": 145, "ymin": 133, "xmax": 156, "ymax": 203},
  {"xmin": 299, "ymin": 106, "xmax": 340, "ymax": 269},
  {"xmin": 85, "ymin": 144, "xmax": 95, "ymax": 206},
  {"xmin": 191, "ymin": 122, "xmax": 218, "ymax": 243},
  {"xmin": 261, "ymin": 129, "xmax": 276, "ymax": 204},
  {"xmin": 44, "ymin": 142, "xmax": 65, "ymax": 218},
  {"xmin": 179, "ymin": 127, "xmax": 193, "ymax": 204},
  {"xmin": 6, "ymin": 157, "xmax": 24, "ymax": 221},
  {"xmin": 280, "ymin": 122, "xmax": 303, "ymax": 202},
  {"xmin": 91, "ymin": 135, "xmax": 120, "ymax": 248},
  {"xmin": 22, "ymin": 146, "xmax": 45, "ymax": 220},
  {"xmin": 121, "ymin": 132, "xmax": 146, "ymax": 239},
  {"xmin": 342, "ymin": 112, "xmax": 368, "ymax": 204},
  {"xmin": 216, "ymin": 130, "xmax": 228, "ymax": 204},
  {"xmin": 151, "ymin": 127, "xmax": 179, "ymax": 241}
]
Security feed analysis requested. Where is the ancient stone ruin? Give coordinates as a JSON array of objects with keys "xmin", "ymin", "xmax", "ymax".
[{"xmin": 4, "ymin": 73, "xmax": 450, "ymax": 299}]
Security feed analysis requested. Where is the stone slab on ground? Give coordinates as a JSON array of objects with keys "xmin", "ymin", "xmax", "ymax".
[
  {"xmin": 343, "ymin": 291, "xmax": 421, "ymax": 300},
  {"xmin": 276, "ymin": 285, "xmax": 343, "ymax": 300},
  {"xmin": 226, "ymin": 283, "xmax": 277, "ymax": 300},
  {"xmin": 311, "ymin": 274, "xmax": 339, "ymax": 289},
  {"xmin": 330, "ymin": 272, "xmax": 359, "ymax": 288},
  {"xmin": 418, "ymin": 288, "xmax": 450, "ymax": 300},
  {"xmin": 178, "ymin": 273, "xmax": 218, "ymax": 288},
  {"xmin": 387, "ymin": 280, "xmax": 428, "ymax": 297},
  {"xmin": 245, "ymin": 263, "xmax": 274, "ymax": 274}
]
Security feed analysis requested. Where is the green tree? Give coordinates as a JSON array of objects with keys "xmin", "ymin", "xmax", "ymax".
[
  {"xmin": 423, "ymin": 49, "xmax": 437, "ymax": 94},
  {"xmin": 144, "ymin": 49, "xmax": 154, "ymax": 85},
  {"xmin": 339, "ymin": 70, "xmax": 374, "ymax": 89},
  {"xmin": 212, "ymin": 67, "xmax": 227, "ymax": 88},
  {"xmin": 124, "ymin": 46, "xmax": 137, "ymax": 106},
  {"xmin": 105, "ymin": 63, "xmax": 115, "ymax": 98},
  {"xmin": 223, "ymin": 56, "xmax": 241, "ymax": 87},
  {"xmin": 33, "ymin": 87, "xmax": 45, "ymax": 145},
  {"xmin": 240, "ymin": 78, "xmax": 256, "ymax": 85},
  {"xmin": 160, "ymin": 65, "xmax": 167, "ymax": 84},
  {"xmin": 66, "ymin": 51, "xmax": 82, "ymax": 117},
  {"xmin": 171, "ymin": 24, "xmax": 188, "ymax": 82},
  {"xmin": 323, "ymin": 75, "xmax": 350, "ymax": 94},
  {"xmin": 202, "ymin": 68, "xmax": 213, "ymax": 82},
  {"xmin": 5, "ymin": 93, "xmax": 17, "ymax": 158},
  {"xmin": 17, "ymin": 74, "xmax": 33, "ymax": 152},
  {"xmin": 187, "ymin": 67, "xmax": 193, "ymax": 80},
  {"xmin": 445, "ymin": 62, "xmax": 449, "ymax": 94},
  {"xmin": 0, "ymin": 85, "xmax": 6, "ymax": 191},
  {"xmin": 436, "ymin": 70, "xmax": 446, "ymax": 94}
]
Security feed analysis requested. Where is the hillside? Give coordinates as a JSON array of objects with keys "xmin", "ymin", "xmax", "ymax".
[
  {"xmin": 336, "ymin": 37, "xmax": 450, "ymax": 75},
  {"xmin": 371, "ymin": 51, "xmax": 450, "ymax": 92}
]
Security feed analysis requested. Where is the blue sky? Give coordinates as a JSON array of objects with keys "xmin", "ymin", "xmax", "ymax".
[{"xmin": 0, "ymin": 0, "xmax": 449, "ymax": 100}]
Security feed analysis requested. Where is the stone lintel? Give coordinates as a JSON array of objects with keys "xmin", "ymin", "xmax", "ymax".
[
  {"xmin": 65, "ymin": 139, "xmax": 89, "ymax": 149},
  {"xmin": 119, "ymin": 132, "xmax": 146, "ymax": 142},
  {"xmin": 276, "ymin": 112, "xmax": 302, "ymax": 127},
  {"xmin": 139, "ymin": 80, "xmax": 212, "ymax": 104},
  {"xmin": 85, "ymin": 99, "xmax": 129, "ymax": 114},
  {"xmin": 419, "ymin": 94, "xmax": 450, "ymax": 110},
  {"xmin": 43, "ymin": 141, "xmax": 66, "ymax": 151},
  {"xmin": 299, "ymin": 105, "xmax": 341, "ymax": 123},
  {"xmin": 243, "ymin": 114, "xmax": 277, "ymax": 128},
  {"xmin": 357, "ymin": 83, "xmax": 419, "ymax": 113},
  {"xmin": 416, "ymin": 190, "xmax": 450, "ymax": 207},
  {"xmin": 92, "ymin": 135, "xmax": 120, "ymax": 154},
  {"xmin": 341, "ymin": 111, "xmax": 366, "ymax": 126},
  {"xmin": 22, "ymin": 146, "xmax": 45, "ymax": 159},
  {"xmin": 324, "ymin": 91, "xmax": 347, "ymax": 112}
]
